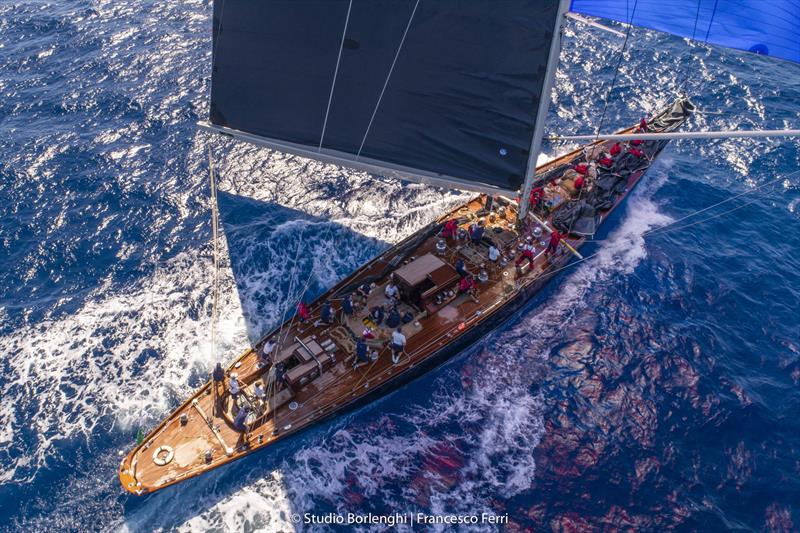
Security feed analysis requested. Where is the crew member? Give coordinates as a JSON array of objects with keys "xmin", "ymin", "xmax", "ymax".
[
  {"xmin": 341, "ymin": 294, "xmax": 354, "ymax": 319},
  {"xmin": 356, "ymin": 282, "xmax": 371, "ymax": 304},
  {"xmin": 628, "ymin": 147, "xmax": 644, "ymax": 159},
  {"xmin": 516, "ymin": 242, "xmax": 535, "ymax": 266},
  {"xmin": 297, "ymin": 301, "xmax": 310, "ymax": 323},
  {"xmin": 469, "ymin": 221, "xmax": 485, "ymax": 244},
  {"xmin": 598, "ymin": 155, "xmax": 614, "ymax": 168},
  {"xmin": 455, "ymin": 258, "xmax": 469, "ymax": 278},
  {"xmin": 229, "ymin": 375, "xmax": 241, "ymax": 397},
  {"xmin": 212, "ymin": 362, "xmax": 225, "ymax": 382},
  {"xmin": 458, "ymin": 275, "xmax": 475, "ymax": 293},
  {"xmin": 574, "ymin": 163, "xmax": 589, "ymax": 175},
  {"xmin": 441, "ymin": 218, "xmax": 459, "ymax": 239},
  {"xmin": 529, "ymin": 186, "xmax": 545, "ymax": 210},
  {"xmin": 391, "ymin": 327, "xmax": 407, "ymax": 364},
  {"xmin": 385, "ymin": 306, "xmax": 401, "ymax": 328},
  {"xmin": 546, "ymin": 230, "xmax": 562, "ymax": 257},
  {"xmin": 370, "ymin": 305, "xmax": 385, "ymax": 326},
  {"xmin": 275, "ymin": 362, "xmax": 290, "ymax": 390},
  {"xmin": 488, "ymin": 244, "xmax": 500, "ymax": 263},
  {"xmin": 354, "ymin": 338, "xmax": 370, "ymax": 367},
  {"xmin": 458, "ymin": 275, "xmax": 479, "ymax": 303},
  {"xmin": 320, "ymin": 300, "xmax": 334, "ymax": 324},
  {"xmin": 233, "ymin": 404, "xmax": 250, "ymax": 432},
  {"xmin": 253, "ymin": 382, "xmax": 266, "ymax": 401},
  {"xmin": 259, "ymin": 339, "xmax": 276, "ymax": 366},
  {"xmin": 384, "ymin": 279, "xmax": 399, "ymax": 302},
  {"xmin": 610, "ymin": 142, "xmax": 623, "ymax": 156}
]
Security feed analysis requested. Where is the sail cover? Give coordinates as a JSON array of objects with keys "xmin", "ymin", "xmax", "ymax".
[
  {"xmin": 570, "ymin": 0, "xmax": 800, "ymax": 64},
  {"xmin": 209, "ymin": 0, "xmax": 562, "ymax": 194}
]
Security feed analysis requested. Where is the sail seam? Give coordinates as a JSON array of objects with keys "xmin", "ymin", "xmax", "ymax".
[
  {"xmin": 319, "ymin": 0, "xmax": 354, "ymax": 152},
  {"xmin": 356, "ymin": 0, "xmax": 420, "ymax": 160}
]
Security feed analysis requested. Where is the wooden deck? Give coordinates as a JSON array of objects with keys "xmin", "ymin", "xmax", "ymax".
[{"xmin": 119, "ymin": 106, "xmax": 687, "ymax": 494}]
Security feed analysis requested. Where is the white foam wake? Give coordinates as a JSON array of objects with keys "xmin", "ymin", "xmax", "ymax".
[{"xmin": 0, "ymin": 244, "xmax": 248, "ymax": 485}]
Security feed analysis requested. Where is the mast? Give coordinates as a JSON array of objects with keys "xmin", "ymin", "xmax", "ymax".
[{"xmin": 519, "ymin": 0, "xmax": 571, "ymax": 220}]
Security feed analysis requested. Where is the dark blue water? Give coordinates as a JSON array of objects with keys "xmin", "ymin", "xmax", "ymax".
[{"xmin": 2, "ymin": 2, "xmax": 799, "ymax": 531}]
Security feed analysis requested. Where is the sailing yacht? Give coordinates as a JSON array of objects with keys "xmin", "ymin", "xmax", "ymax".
[{"xmin": 120, "ymin": 0, "xmax": 798, "ymax": 494}]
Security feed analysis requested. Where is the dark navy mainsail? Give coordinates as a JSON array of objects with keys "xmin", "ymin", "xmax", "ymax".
[{"xmin": 208, "ymin": 0, "xmax": 563, "ymax": 194}]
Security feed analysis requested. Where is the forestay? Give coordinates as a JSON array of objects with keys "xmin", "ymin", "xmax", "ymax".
[
  {"xmin": 207, "ymin": 0, "xmax": 562, "ymax": 195},
  {"xmin": 570, "ymin": 0, "xmax": 800, "ymax": 64}
]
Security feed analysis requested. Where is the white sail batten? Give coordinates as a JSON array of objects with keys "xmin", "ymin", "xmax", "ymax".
[
  {"xmin": 549, "ymin": 129, "xmax": 800, "ymax": 141},
  {"xmin": 199, "ymin": 122, "xmax": 518, "ymax": 197},
  {"xmin": 519, "ymin": 0, "xmax": 572, "ymax": 219}
]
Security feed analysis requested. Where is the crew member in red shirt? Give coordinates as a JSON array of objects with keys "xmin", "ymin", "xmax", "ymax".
[
  {"xmin": 598, "ymin": 155, "xmax": 613, "ymax": 167},
  {"xmin": 297, "ymin": 301, "xmax": 311, "ymax": 323},
  {"xmin": 574, "ymin": 163, "xmax": 589, "ymax": 175},
  {"xmin": 441, "ymin": 218, "xmax": 458, "ymax": 239},
  {"xmin": 529, "ymin": 186, "xmax": 545, "ymax": 210},
  {"xmin": 574, "ymin": 175, "xmax": 585, "ymax": 191},
  {"xmin": 628, "ymin": 147, "xmax": 644, "ymax": 158},
  {"xmin": 516, "ymin": 242, "xmax": 535, "ymax": 266},
  {"xmin": 610, "ymin": 142, "xmax": 622, "ymax": 156},
  {"xmin": 546, "ymin": 230, "xmax": 562, "ymax": 257},
  {"xmin": 458, "ymin": 275, "xmax": 475, "ymax": 293}
]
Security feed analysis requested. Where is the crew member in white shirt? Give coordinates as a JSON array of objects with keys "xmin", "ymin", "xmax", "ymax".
[{"xmin": 391, "ymin": 327, "xmax": 407, "ymax": 364}]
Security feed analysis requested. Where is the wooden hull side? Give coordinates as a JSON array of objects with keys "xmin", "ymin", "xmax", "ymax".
[{"xmin": 119, "ymin": 100, "xmax": 691, "ymax": 494}]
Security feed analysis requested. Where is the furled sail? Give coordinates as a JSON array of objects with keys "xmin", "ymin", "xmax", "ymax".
[
  {"xmin": 206, "ymin": 0, "xmax": 564, "ymax": 195},
  {"xmin": 570, "ymin": 0, "xmax": 800, "ymax": 64}
]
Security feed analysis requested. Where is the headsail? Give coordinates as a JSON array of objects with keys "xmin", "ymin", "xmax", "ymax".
[
  {"xmin": 206, "ymin": 0, "xmax": 564, "ymax": 196},
  {"xmin": 570, "ymin": 0, "xmax": 800, "ymax": 64}
]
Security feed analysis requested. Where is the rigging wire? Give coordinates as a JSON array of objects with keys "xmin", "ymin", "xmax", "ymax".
[
  {"xmin": 592, "ymin": 0, "xmax": 638, "ymax": 144},
  {"xmin": 643, "ymin": 172, "xmax": 792, "ymax": 237},
  {"xmin": 525, "ymin": 177, "xmax": 782, "ymax": 287},
  {"xmin": 575, "ymin": 170, "xmax": 796, "ymax": 244},
  {"xmin": 208, "ymin": 144, "xmax": 221, "ymax": 366},
  {"xmin": 356, "ymin": 0, "xmax": 420, "ymax": 159},
  {"xmin": 675, "ymin": 0, "xmax": 703, "ymax": 92},
  {"xmin": 318, "ymin": 0, "xmax": 354, "ymax": 152}
]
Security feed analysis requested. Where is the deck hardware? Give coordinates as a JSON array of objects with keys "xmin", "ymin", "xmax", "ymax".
[{"xmin": 153, "ymin": 446, "xmax": 174, "ymax": 466}]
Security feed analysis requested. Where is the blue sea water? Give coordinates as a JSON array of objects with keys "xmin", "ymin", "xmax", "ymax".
[{"xmin": 1, "ymin": 1, "xmax": 799, "ymax": 531}]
